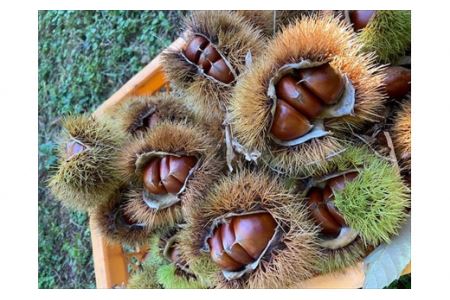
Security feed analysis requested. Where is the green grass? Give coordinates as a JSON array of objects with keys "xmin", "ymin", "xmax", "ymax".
[{"xmin": 38, "ymin": 10, "xmax": 185, "ymax": 288}]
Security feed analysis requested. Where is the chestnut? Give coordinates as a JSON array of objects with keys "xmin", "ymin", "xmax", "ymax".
[
  {"xmin": 270, "ymin": 99, "xmax": 313, "ymax": 141},
  {"xmin": 349, "ymin": 10, "xmax": 376, "ymax": 31},
  {"xmin": 298, "ymin": 63, "xmax": 345, "ymax": 105},
  {"xmin": 383, "ymin": 66, "xmax": 411, "ymax": 99},
  {"xmin": 198, "ymin": 44, "xmax": 221, "ymax": 71},
  {"xmin": 327, "ymin": 172, "xmax": 359, "ymax": 193},
  {"xmin": 184, "ymin": 35, "xmax": 208, "ymax": 63},
  {"xmin": 207, "ymin": 212, "xmax": 277, "ymax": 272},
  {"xmin": 323, "ymin": 186, "xmax": 346, "ymax": 226},
  {"xmin": 66, "ymin": 140, "xmax": 85, "ymax": 157},
  {"xmin": 208, "ymin": 227, "xmax": 244, "ymax": 271},
  {"xmin": 143, "ymin": 159, "xmax": 167, "ymax": 194},
  {"xmin": 275, "ymin": 75, "xmax": 324, "ymax": 119},
  {"xmin": 207, "ymin": 59, "xmax": 234, "ymax": 84},
  {"xmin": 143, "ymin": 155, "xmax": 197, "ymax": 195},
  {"xmin": 307, "ymin": 188, "xmax": 341, "ymax": 237}
]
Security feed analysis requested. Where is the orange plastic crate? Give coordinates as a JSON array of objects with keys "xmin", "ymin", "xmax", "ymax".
[{"xmin": 90, "ymin": 37, "xmax": 411, "ymax": 289}]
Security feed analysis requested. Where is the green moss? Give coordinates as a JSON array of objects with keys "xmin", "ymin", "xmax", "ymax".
[
  {"xmin": 358, "ymin": 10, "xmax": 411, "ymax": 64},
  {"xmin": 332, "ymin": 146, "xmax": 410, "ymax": 245}
]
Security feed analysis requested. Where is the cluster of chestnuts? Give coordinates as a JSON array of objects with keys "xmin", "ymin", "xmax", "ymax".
[
  {"xmin": 207, "ymin": 212, "xmax": 277, "ymax": 272},
  {"xmin": 143, "ymin": 155, "xmax": 197, "ymax": 195},
  {"xmin": 271, "ymin": 63, "xmax": 345, "ymax": 141},
  {"xmin": 50, "ymin": 10, "xmax": 411, "ymax": 289},
  {"xmin": 184, "ymin": 35, "xmax": 235, "ymax": 84}
]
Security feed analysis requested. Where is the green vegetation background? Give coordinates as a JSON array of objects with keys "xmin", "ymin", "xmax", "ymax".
[
  {"xmin": 38, "ymin": 10, "xmax": 410, "ymax": 289},
  {"xmin": 38, "ymin": 10, "xmax": 185, "ymax": 288}
]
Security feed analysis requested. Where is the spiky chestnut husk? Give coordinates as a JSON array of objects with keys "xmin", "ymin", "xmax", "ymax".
[
  {"xmin": 306, "ymin": 145, "xmax": 410, "ymax": 246},
  {"xmin": 391, "ymin": 99, "xmax": 411, "ymax": 171},
  {"xmin": 112, "ymin": 93, "xmax": 200, "ymax": 138},
  {"xmin": 128, "ymin": 228, "xmax": 217, "ymax": 288},
  {"xmin": 354, "ymin": 10, "xmax": 411, "ymax": 64},
  {"xmin": 127, "ymin": 232, "xmax": 165, "ymax": 289},
  {"xmin": 317, "ymin": 237, "xmax": 368, "ymax": 274},
  {"xmin": 90, "ymin": 187, "xmax": 151, "ymax": 246},
  {"xmin": 48, "ymin": 115, "xmax": 125, "ymax": 211},
  {"xmin": 230, "ymin": 15, "xmax": 386, "ymax": 177},
  {"xmin": 120, "ymin": 121, "xmax": 226, "ymax": 230},
  {"xmin": 161, "ymin": 11, "xmax": 266, "ymax": 125},
  {"xmin": 180, "ymin": 170, "xmax": 320, "ymax": 288},
  {"xmin": 235, "ymin": 10, "xmax": 328, "ymax": 37}
]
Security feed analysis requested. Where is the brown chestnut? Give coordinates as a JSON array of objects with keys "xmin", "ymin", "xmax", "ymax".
[
  {"xmin": 322, "ymin": 186, "xmax": 346, "ymax": 226},
  {"xmin": 270, "ymin": 99, "xmax": 313, "ymax": 141},
  {"xmin": 197, "ymin": 44, "xmax": 221, "ymax": 71},
  {"xmin": 143, "ymin": 155, "xmax": 197, "ymax": 195},
  {"xmin": 307, "ymin": 188, "xmax": 341, "ymax": 237},
  {"xmin": 184, "ymin": 35, "xmax": 208, "ymax": 63},
  {"xmin": 207, "ymin": 59, "xmax": 234, "ymax": 84},
  {"xmin": 275, "ymin": 75, "xmax": 324, "ymax": 119},
  {"xmin": 207, "ymin": 212, "xmax": 277, "ymax": 272},
  {"xmin": 298, "ymin": 63, "xmax": 345, "ymax": 105},
  {"xmin": 327, "ymin": 172, "xmax": 359, "ymax": 194},
  {"xmin": 66, "ymin": 140, "xmax": 85, "ymax": 157},
  {"xmin": 383, "ymin": 66, "xmax": 411, "ymax": 99},
  {"xmin": 143, "ymin": 159, "xmax": 167, "ymax": 194},
  {"xmin": 349, "ymin": 10, "xmax": 376, "ymax": 31},
  {"xmin": 208, "ymin": 227, "xmax": 245, "ymax": 271},
  {"xmin": 232, "ymin": 213, "xmax": 277, "ymax": 259},
  {"xmin": 220, "ymin": 221, "xmax": 254, "ymax": 265}
]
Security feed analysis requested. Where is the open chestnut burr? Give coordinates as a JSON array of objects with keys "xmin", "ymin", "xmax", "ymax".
[
  {"xmin": 207, "ymin": 212, "xmax": 277, "ymax": 272},
  {"xmin": 184, "ymin": 35, "xmax": 234, "ymax": 84},
  {"xmin": 307, "ymin": 172, "xmax": 358, "ymax": 237},
  {"xmin": 270, "ymin": 62, "xmax": 345, "ymax": 142},
  {"xmin": 143, "ymin": 155, "xmax": 197, "ymax": 195}
]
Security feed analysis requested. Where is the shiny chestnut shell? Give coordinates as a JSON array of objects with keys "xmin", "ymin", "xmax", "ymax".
[
  {"xmin": 184, "ymin": 35, "xmax": 208, "ymax": 63},
  {"xmin": 270, "ymin": 99, "xmax": 312, "ymax": 141},
  {"xmin": 327, "ymin": 172, "xmax": 359, "ymax": 193},
  {"xmin": 307, "ymin": 188, "xmax": 341, "ymax": 236},
  {"xmin": 298, "ymin": 63, "xmax": 345, "ymax": 105},
  {"xmin": 207, "ymin": 212, "xmax": 277, "ymax": 272},
  {"xmin": 207, "ymin": 59, "xmax": 234, "ymax": 84},
  {"xmin": 322, "ymin": 186, "xmax": 346, "ymax": 226},
  {"xmin": 143, "ymin": 155, "xmax": 197, "ymax": 195},
  {"xmin": 275, "ymin": 75, "xmax": 324, "ymax": 119},
  {"xmin": 350, "ymin": 10, "xmax": 376, "ymax": 31},
  {"xmin": 198, "ymin": 44, "xmax": 221, "ymax": 71},
  {"xmin": 383, "ymin": 66, "xmax": 411, "ymax": 99}
]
